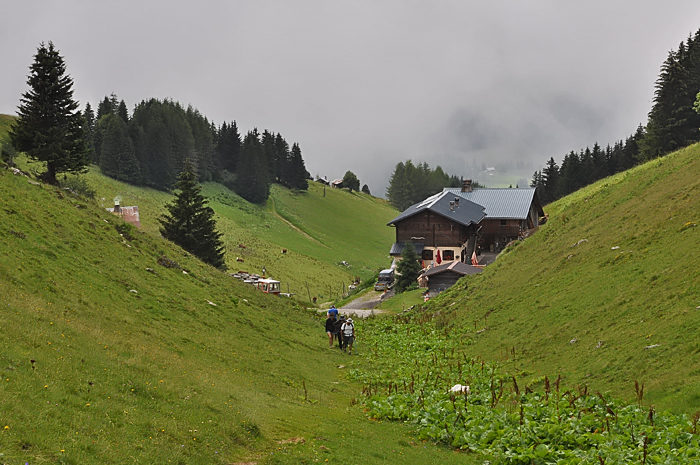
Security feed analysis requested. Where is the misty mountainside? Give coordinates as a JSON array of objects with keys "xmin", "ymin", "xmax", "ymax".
[{"xmin": 429, "ymin": 142, "xmax": 700, "ymax": 412}]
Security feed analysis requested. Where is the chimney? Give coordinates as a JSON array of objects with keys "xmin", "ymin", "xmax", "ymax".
[
  {"xmin": 454, "ymin": 197, "xmax": 459, "ymax": 207},
  {"xmin": 113, "ymin": 197, "xmax": 121, "ymax": 213},
  {"xmin": 461, "ymin": 179, "xmax": 473, "ymax": 193}
]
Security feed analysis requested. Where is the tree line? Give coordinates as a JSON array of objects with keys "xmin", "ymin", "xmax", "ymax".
[
  {"xmin": 83, "ymin": 95, "xmax": 309, "ymax": 203},
  {"xmin": 385, "ymin": 160, "xmax": 470, "ymax": 211},
  {"xmin": 532, "ymin": 28, "xmax": 700, "ymax": 205}
]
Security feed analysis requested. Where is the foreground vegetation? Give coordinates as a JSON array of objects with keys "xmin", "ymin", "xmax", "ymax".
[{"xmin": 350, "ymin": 316, "xmax": 700, "ymax": 464}]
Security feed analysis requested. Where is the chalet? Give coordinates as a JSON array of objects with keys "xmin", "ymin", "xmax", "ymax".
[
  {"xmin": 387, "ymin": 190, "xmax": 485, "ymax": 264},
  {"xmin": 387, "ymin": 179, "xmax": 544, "ymax": 263}
]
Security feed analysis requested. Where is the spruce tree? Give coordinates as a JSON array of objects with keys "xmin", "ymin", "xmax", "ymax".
[
  {"xmin": 273, "ymin": 133, "xmax": 290, "ymax": 185},
  {"xmin": 216, "ymin": 121, "xmax": 241, "ymax": 173},
  {"xmin": 83, "ymin": 102, "xmax": 97, "ymax": 163},
  {"xmin": 117, "ymin": 100, "xmax": 129, "ymax": 124},
  {"xmin": 10, "ymin": 42, "xmax": 88, "ymax": 184},
  {"xmin": 99, "ymin": 113, "xmax": 140, "ymax": 184},
  {"xmin": 235, "ymin": 129, "xmax": 270, "ymax": 204},
  {"xmin": 541, "ymin": 157, "xmax": 560, "ymax": 204},
  {"xmin": 395, "ymin": 242, "xmax": 422, "ymax": 293},
  {"xmin": 159, "ymin": 160, "xmax": 226, "ymax": 269},
  {"xmin": 386, "ymin": 161, "xmax": 413, "ymax": 211},
  {"xmin": 287, "ymin": 143, "xmax": 308, "ymax": 190}
]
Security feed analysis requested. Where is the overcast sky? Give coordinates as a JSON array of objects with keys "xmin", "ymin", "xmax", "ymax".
[{"xmin": 2, "ymin": 1, "xmax": 700, "ymax": 195}]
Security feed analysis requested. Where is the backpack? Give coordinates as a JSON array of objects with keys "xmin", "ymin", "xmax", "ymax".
[{"xmin": 342, "ymin": 322, "xmax": 354, "ymax": 337}]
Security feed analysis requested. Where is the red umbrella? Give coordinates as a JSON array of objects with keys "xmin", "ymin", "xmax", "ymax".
[{"xmin": 436, "ymin": 249, "xmax": 442, "ymax": 264}]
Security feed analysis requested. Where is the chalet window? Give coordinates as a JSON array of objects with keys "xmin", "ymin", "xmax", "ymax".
[
  {"xmin": 500, "ymin": 219, "xmax": 507, "ymax": 226},
  {"xmin": 443, "ymin": 250, "xmax": 455, "ymax": 261},
  {"xmin": 422, "ymin": 249, "xmax": 433, "ymax": 260}
]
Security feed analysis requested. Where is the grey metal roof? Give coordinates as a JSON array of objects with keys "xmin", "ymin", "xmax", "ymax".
[
  {"xmin": 387, "ymin": 191, "xmax": 486, "ymax": 227},
  {"xmin": 422, "ymin": 260, "xmax": 482, "ymax": 277},
  {"xmin": 443, "ymin": 187, "xmax": 542, "ymax": 219},
  {"xmin": 389, "ymin": 242, "xmax": 425, "ymax": 256}
]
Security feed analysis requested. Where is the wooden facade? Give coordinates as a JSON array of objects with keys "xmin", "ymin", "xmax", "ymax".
[{"xmin": 394, "ymin": 211, "xmax": 472, "ymax": 247}]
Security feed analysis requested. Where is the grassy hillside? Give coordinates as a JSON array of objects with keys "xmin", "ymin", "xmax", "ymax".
[
  {"xmin": 68, "ymin": 166, "xmax": 397, "ymax": 302},
  {"xmin": 0, "ymin": 167, "xmax": 478, "ymax": 464},
  {"xmin": 429, "ymin": 143, "xmax": 700, "ymax": 412}
]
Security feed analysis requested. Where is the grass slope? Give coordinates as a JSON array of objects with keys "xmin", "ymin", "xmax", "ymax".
[
  {"xmin": 68, "ymin": 165, "xmax": 397, "ymax": 302},
  {"xmin": 429, "ymin": 143, "xmax": 700, "ymax": 413},
  {"xmin": 0, "ymin": 168, "xmax": 476, "ymax": 464}
]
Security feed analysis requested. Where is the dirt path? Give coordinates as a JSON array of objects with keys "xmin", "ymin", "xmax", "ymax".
[{"xmin": 337, "ymin": 289, "xmax": 394, "ymax": 318}]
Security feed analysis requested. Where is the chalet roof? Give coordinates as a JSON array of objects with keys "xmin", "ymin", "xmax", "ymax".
[
  {"xmin": 389, "ymin": 242, "xmax": 424, "ymax": 256},
  {"xmin": 421, "ymin": 260, "xmax": 482, "ymax": 277},
  {"xmin": 387, "ymin": 191, "xmax": 485, "ymax": 227},
  {"xmin": 443, "ymin": 187, "xmax": 543, "ymax": 220}
]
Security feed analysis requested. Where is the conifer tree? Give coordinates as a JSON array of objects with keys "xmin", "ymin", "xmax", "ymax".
[
  {"xmin": 235, "ymin": 129, "xmax": 270, "ymax": 204},
  {"xmin": 287, "ymin": 143, "xmax": 308, "ymax": 190},
  {"xmin": 216, "ymin": 121, "xmax": 241, "ymax": 173},
  {"xmin": 541, "ymin": 157, "xmax": 560, "ymax": 203},
  {"xmin": 386, "ymin": 161, "xmax": 414, "ymax": 211},
  {"xmin": 99, "ymin": 113, "xmax": 140, "ymax": 184},
  {"xmin": 117, "ymin": 100, "xmax": 129, "ymax": 124},
  {"xmin": 83, "ymin": 102, "xmax": 97, "ymax": 163},
  {"xmin": 159, "ymin": 160, "xmax": 226, "ymax": 269},
  {"xmin": 361, "ymin": 184, "xmax": 371, "ymax": 195},
  {"xmin": 10, "ymin": 42, "xmax": 88, "ymax": 184},
  {"xmin": 272, "ymin": 133, "xmax": 290, "ymax": 185},
  {"xmin": 185, "ymin": 105, "xmax": 215, "ymax": 182},
  {"xmin": 395, "ymin": 242, "xmax": 422, "ymax": 293}
]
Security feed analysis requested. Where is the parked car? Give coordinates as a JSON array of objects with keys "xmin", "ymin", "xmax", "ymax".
[{"xmin": 374, "ymin": 269, "xmax": 394, "ymax": 291}]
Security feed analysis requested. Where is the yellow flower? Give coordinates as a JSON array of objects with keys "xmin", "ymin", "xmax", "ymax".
[{"xmin": 3, "ymin": 425, "xmax": 8, "ymax": 429}]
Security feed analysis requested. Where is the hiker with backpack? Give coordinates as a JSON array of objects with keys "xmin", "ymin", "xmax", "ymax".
[
  {"xmin": 334, "ymin": 315, "xmax": 346, "ymax": 350},
  {"xmin": 341, "ymin": 317, "xmax": 355, "ymax": 354},
  {"xmin": 325, "ymin": 313, "xmax": 336, "ymax": 348}
]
